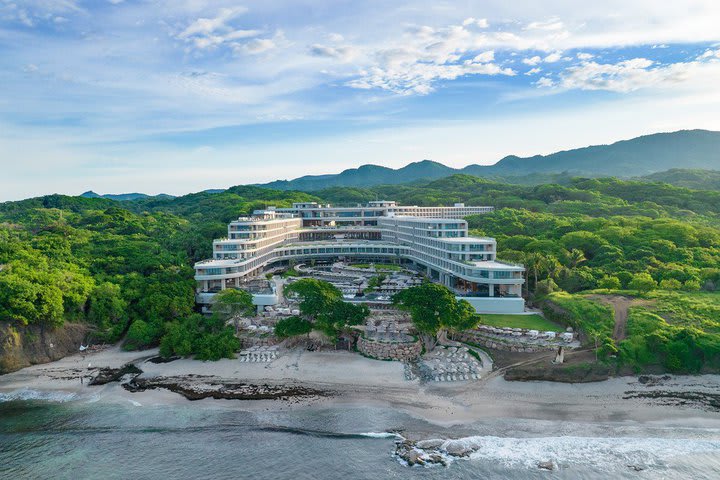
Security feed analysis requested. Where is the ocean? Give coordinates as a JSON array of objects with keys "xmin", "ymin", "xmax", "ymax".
[{"xmin": 2, "ymin": 391, "xmax": 720, "ymax": 479}]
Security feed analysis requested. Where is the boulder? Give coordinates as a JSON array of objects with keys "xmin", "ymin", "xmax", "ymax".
[
  {"xmin": 444, "ymin": 440, "xmax": 474, "ymax": 457},
  {"xmin": 416, "ymin": 438, "xmax": 445, "ymax": 449},
  {"xmin": 537, "ymin": 460, "xmax": 555, "ymax": 471}
]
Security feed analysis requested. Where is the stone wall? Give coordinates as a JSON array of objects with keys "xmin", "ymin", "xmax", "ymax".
[
  {"xmin": 238, "ymin": 334, "xmax": 278, "ymax": 349},
  {"xmin": 453, "ymin": 331, "xmax": 557, "ymax": 353},
  {"xmin": 357, "ymin": 336, "xmax": 422, "ymax": 361}
]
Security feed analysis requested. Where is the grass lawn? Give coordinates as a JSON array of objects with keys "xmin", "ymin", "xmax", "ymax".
[
  {"xmin": 478, "ymin": 314, "xmax": 564, "ymax": 332},
  {"xmin": 350, "ymin": 263, "xmax": 402, "ymax": 271}
]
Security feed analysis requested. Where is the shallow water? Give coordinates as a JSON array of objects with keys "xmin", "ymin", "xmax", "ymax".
[{"xmin": 1, "ymin": 394, "xmax": 720, "ymax": 479}]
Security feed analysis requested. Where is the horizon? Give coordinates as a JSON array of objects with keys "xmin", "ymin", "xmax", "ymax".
[{"xmin": 2, "ymin": 1, "xmax": 720, "ymax": 200}]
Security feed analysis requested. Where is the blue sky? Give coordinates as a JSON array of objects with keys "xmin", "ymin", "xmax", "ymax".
[{"xmin": 1, "ymin": 0, "xmax": 720, "ymax": 200}]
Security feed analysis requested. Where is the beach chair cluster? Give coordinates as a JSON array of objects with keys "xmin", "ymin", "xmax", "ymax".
[
  {"xmin": 425, "ymin": 347, "xmax": 481, "ymax": 382},
  {"xmin": 477, "ymin": 325, "xmax": 574, "ymax": 343},
  {"xmin": 239, "ymin": 346, "xmax": 279, "ymax": 363}
]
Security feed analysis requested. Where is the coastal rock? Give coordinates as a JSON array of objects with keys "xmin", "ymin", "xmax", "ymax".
[
  {"xmin": 403, "ymin": 450, "xmax": 424, "ymax": 466},
  {"xmin": 89, "ymin": 363, "xmax": 142, "ymax": 386},
  {"xmin": 538, "ymin": 460, "xmax": 555, "ymax": 471},
  {"xmin": 416, "ymin": 439, "xmax": 445, "ymax": 449},
  {"xmin": 0, "ymin": 321, "xmax": 89, "ymax": 374},
  {"xmin": 443, "ymin": 440, "xmax": 474, "ymax": 457},
  {"xmin": 122, "ymin": 376, "xmax": 331, "ymax": 402}
]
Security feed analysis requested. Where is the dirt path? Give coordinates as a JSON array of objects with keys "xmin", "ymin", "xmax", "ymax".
[{"xmin": 589, "ymin": 294, "xmax": 651, "ymax": 342}]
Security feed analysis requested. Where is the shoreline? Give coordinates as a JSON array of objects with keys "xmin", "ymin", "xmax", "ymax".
[{"xmin": 2, "ymin": 346, "xmax": 720, "ymax": 429}]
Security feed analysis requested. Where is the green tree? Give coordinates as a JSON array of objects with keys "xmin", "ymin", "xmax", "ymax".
[
  {"xmin": 598, "ymin": 276, "xmax": 621, "ymax": 290},
  {"xmin": 629, "ymin": 273, "xmax": 658, "ymax": 294},
  {"xmin": 87, "ymin": 282, "xmax": 129, "ymax": 338},
  {"xmin": 212, "ymin": 288, "xmax": 255, "ymax": 334},
  {"xmin": 659, "ymin": 278, "xmax": 682, "ymax": 290},
  {"xmin": 316, "ymin": 301, "xmax": 369, "ymax": 338},
  {"xmin": 284, "ymin": 278, "xmax": 342, "ymax": 318},
  {"xmin": 393, "ymin": 283, "xmax": 477, "ymax": 350}
]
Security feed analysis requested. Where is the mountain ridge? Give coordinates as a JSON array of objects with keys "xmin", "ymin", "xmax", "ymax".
[{"xmin": 260, "ymin": 130, "xmax": 720, "ymax": 191}]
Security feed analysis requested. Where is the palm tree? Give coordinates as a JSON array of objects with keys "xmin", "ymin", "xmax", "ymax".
[
  {"xmin": 544, "ymin": 255, "xmax": 562, "ymax": 281},
  {"xmin": 524, "ymin": 252, "xmax": 546, "ymax": 293},
  {"xmin": 567, "ymin": 249, "xmax": 587, "ymax": 268}
]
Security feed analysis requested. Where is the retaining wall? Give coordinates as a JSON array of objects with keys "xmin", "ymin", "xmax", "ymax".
[
  {"xmin": 453, "ymin": 331, "xmax": 557, "ymax": 353},
  {"xmin": 357, "ymin": 336, "xmax": 422, "ymax": 361}
]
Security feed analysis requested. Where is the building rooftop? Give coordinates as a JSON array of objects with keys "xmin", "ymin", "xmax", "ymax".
[{"xmin": 469, "ymin": 260, "xmax": 525, "ymax": 270}]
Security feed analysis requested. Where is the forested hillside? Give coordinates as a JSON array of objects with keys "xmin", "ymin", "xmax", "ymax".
[
  {"xmin": 262, "ymin": 130, "xmax": 720, "ymax": 190},
  {"xmin": 2, "ymin": 174, "xmax": 719, "ymax": 373},
  {"xmin": 0, "ymin": 190, "xmax": 315, "ymax": 370}
]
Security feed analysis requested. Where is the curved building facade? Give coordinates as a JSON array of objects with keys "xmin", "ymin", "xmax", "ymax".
[{"xmin": 194, "ymin": 202, "xmax": 525, "ymax": 313}]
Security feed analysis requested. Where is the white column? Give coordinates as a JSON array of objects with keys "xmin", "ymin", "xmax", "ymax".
[{"xmin": 489, "ymin": 284, "xmax": 494, "ymax": 297}]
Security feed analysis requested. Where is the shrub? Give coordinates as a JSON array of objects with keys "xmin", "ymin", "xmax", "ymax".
[
  {"xmin": 629, "ymin": 273, "xmax": 658, "ymax": 293},
  {"xmin": 598, "ymin": 276, "xmax": 621, "ymax": 290},
  {"xmin": 659, "ymin": 278, "xmax": 682, "ymax": 290},
  {"xmin": 274, "ymin": 316, "xmax": 312, "ymax": 338}
]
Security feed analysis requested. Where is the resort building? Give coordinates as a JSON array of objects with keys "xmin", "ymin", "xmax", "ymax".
[{"xmin": 194, "ymin": 202, "xmax": 525, "ymax": 313}]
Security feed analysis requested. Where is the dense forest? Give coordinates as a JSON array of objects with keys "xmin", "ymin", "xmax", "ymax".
[{"xmin": 1, "ymin": 173, "xmax": 719, "ymax": 372}]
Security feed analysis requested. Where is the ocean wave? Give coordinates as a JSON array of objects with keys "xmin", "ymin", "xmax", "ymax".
[
  {"xmin": 0, "ymin": 388, "xmax": 77, "ymax": 403},
  {"xmin": 253, "ymin": 425, "xmax": 402, "ymax": 440},
  {"xmin": 408, "ymin": 435, "xmax": 720, "ymax": 471},
  {"xmin": 357, "ymin": 431, "xmax": 403, "ymax": 439}
]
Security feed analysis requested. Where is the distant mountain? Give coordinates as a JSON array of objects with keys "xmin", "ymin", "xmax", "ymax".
[
  {"xmin": 262, "ymin": 160, "xmax": 456, "ymax": 191},
  {"xmin": 80, "ymin": 191, "xmax": 175, "ymax": 201},
  {"xmin": 259, "ymin": 130, "xmax": 720, "ymax": 191},
  {"xmin": 637, "ymin": 169, "xmax": 720, "ymax": 191}
]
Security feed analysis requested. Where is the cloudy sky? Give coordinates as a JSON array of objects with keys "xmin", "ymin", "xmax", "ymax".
[{"xmin": 1, "ymin": 0, "xmax": 720, "ymax": 200}]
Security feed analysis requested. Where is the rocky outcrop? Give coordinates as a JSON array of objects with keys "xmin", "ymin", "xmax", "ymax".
[
  {"xmin": 123, "ymin": 376, "xmax": 331, "ymax": 401},
  {"xmin": 89, "ymin": 363, "xmax": 143, "ymax": 386},
  {"xmin": 357, "ymin": 336, "xmax": 422, "ymax": 362},
  {"xmin": 0, "ymin": 321, "xmax": 90, "ymax": 374}
]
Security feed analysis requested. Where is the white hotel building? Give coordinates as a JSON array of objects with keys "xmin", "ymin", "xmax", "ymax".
[{"xmin": 194, "ymin": 201, "xmax": 525, "ymax": 313}]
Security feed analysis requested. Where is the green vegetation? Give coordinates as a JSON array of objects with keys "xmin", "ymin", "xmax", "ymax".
[
  {"xmin": 160, "ymin": 313, "xmax": 240, "ymax": 361},
  {"xmin": 284, "ymin": 278, "xmax": 369, "ymax": 338},
  {"xmin": 274, "ymin": 316, "xmax": 313, "ymax": 338},
  {"xmin": 351, "ymin": 263, "xmax": 402, "ymax": 271},
  {"xmin": 477, "ymin": 314, "xmax": 563, "ymax": 332},
  {"xmin": 639, "ymin": 169, "xmax": 720, "ymax": 192},
  {"xmin": 542, "ymin": 292, "xmax": 616, "ymax": 356},
  {"xmin": 0, "ymin": 188, "xmax": 311, "ymax": 359},
  {"xmin": 393, "ymin": 283, "xmax": 478, "ymax": 350},
  {"xmin": 364, "ymin": 274, "xmax": 387, "ymax": 293},
  {"xmin": 4, "ymin": 168, "xmax": 720, "ymax": 372}
]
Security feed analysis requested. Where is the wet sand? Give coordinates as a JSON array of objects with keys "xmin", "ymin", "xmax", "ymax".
[{"xmin": 2, "ymin": 346, "xmax": 720, "ymax": 429}]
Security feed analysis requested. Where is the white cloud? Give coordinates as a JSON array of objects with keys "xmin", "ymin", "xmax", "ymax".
[
  {"xmin": 577, "ymin": 52, "xmax": 594, "ymax": 60},
  {"xmin": 309, "ymin": 44, "xmax": 360, "ymax": 62},
  {"xmin": 543, "ymin": 51, "xmax": 563, "ymax": 63},
  {"xmin": 536, "ymin": 76, "xmax": 555, "ymax": 87},
  {"xmin": 699, "ymin": 48, "xmax": 720, "ymax": 59},
  {"xmin": 555, "ymin": 58, "xmax": 698, "ymax": 92},
  {"xmin": 463, "ymin": 17, "xmax": 489, "ymax": 28},
  {"xmin": 241, "ymin": 38, "xmax": 276, "ymax": 54},
  {"xmin": 523, "ymin": 56, "xmax": 542, "ymax": 66},
  {"xmin": 472, "ymin": 50, "xmax": 495, "ymax": 63},
  {"xmin": 525, "ymin": 67, "xmax": 541, "ymax": 75},
  {"xmin": 526, "ymin": 19, "xmax": 565, "ymax": 31},
  {"xmin": 176, "ymin": 6, "xmax": 261, "ymax": 50}
]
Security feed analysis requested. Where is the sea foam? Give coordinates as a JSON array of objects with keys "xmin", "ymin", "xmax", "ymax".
[
  {"xmin": 412, "ymin": 435, "xmax": 720, "ymax": 471},
  {"xmin": 0, "ymin": 388, "xmax": 77, "ymax": 403}
]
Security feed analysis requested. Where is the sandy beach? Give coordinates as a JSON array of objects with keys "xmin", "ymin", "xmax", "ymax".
[{"xmin": 2, "ymin": 346, "xmax": 720, "ymax": 431}]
